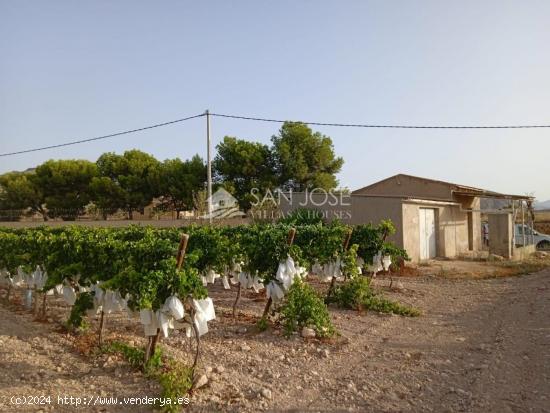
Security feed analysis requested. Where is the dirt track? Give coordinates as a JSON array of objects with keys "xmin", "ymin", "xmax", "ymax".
[{"xmin": 1, "ymin": 270, "xmax": 549, "ymax": 412}]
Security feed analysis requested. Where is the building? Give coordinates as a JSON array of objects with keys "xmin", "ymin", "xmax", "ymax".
[{"xmin": 280, "ymin": 174, "xmax": 534, "ymax": 262}]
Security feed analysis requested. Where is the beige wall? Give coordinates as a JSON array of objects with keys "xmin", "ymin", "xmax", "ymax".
[
  {"xmin": 278, "ymin": 193, "xmax": 404, "ymax": 247},
  {"xmin": 438, "ymin": 204, "xmax": 469, "ymax": 258},
  {"xmin": 277, "ymin": 192, "xmax": 354, "ymax": 224},
  {"xmin": 279, "ymin": 193, "xmax": 482, "ymax": 262},
  {"xmin": 350, "ymin": 196, "xmax": 404, "ymax": 247},
  {"xmin": 353, "ymin": 175, "xmax": 455, "ymax": 201},
  {"xmin": 401, "ymin": 201, "xmax": 472, "ymax": 262},
  {"xmin": 401, "ymin": 203, "xmax": 420, "ymax": 260},
  {"xmin": 470, "ymin": 198, "xmax": 482, "ymax": 251},
  {"xmin": 488, "ymin": 213, "xmax": 513, "ymax": 258}
]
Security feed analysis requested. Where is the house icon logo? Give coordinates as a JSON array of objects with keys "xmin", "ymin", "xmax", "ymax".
[{"xmin": 202, "ymin": 188, "xmax": 246, "ymax": 219}]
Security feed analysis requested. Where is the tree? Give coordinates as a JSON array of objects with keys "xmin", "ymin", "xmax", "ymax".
[
  {"xmin": 32, "ymin": 159, "xmax": 98, "ymax": 220},
  {"xmin": 92, "ymin": 150, "xmax": 160, "ymax": 219},
  {"xmin": 150, "ymin": 155, "xmax": 207, "ymax": 218},
  {"xmin": 271, "ymin": 122, "xmax": 343, "ymax": 191},
  {"xmin": 213, "ymin": 137, "xmax": 278, "ymax": 210},
  {"xmin": 88, "ymin": 176, "xmax": 126, "ymax": 219},
  {"xmin": 0, "ymin": 171, "xmax": 46, "ymax": 220}
]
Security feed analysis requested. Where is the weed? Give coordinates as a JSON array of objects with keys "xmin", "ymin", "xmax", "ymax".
[
  {"xmin": 280, "ymin": 279, "xmax": 335, "ymax": 338},
  {"xmin": 101, "ymin": 340, "xmax": 146, "ymax": 370},
  {"xmin": 256, "ymin": 317, "xmax": 268, "ymax": 332},
  {"xmin": 157, "ymin": 362, "xmax": 193, "ymax": 411},
  {"xmin": 493, "ymin": 259, "xmax": 550, "ymax": 276},
  {"xmin": 100, "ymin": 340, "xmax": 191, "ymax": 412},
  {"xmin": 330, "ymin": 276, "xmax": 420, "ymax": 317}
]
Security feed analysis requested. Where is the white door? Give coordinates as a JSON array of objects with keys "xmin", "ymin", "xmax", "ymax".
[{"xmin": 419, "ymin": 208, "xmax": 437, "ymax": 260}]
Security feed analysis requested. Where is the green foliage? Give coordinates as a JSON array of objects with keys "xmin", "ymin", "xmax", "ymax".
[
  {"xmin": 94, "ymin": 150, "xmax": 160, "ymax": 219},
  {"xmin": 237, "ymin": 224, "xmax": 302, "ymax": 283},
  {"xmin": 0, "ymin": 222, "xmax": 405, "ymax": 323},
  {"xmin": 0, "ymin": 171, "xmax": 46, "ymax": 220},
  {"xmin": 280, "ymin": 279, "xmax": 335, "ymax": 337},
  {"xmin": 101, "ymin": 228, "xmax": 207, "ymax": 312},
  {"xmin": 151, "ymin": 156, "xmax": 206, "ymax": 215},
  {"xmin": 67, "ymin": 291, "xmax": 94, "ymax": 329},
  {"xmin": 156, "ymin": 362, "xmax": 193, "ymax": 412},
  {"xmin": 102, "ymin": 340, "xmax": 146, "ymax": 370},
  {"xmin": 186, "ymin": 225, "xmax": 241, "ymax": 275},
  {"xmin": 271, "ymin": 122, "xmax": 344, "ymax": 191},
  {"xmin": 351, "ymin": 221, "xmax": 409, "ymax": 264},
  {"xmin": 33, "ymin": 159, "xmax": 98, "ymax": 220},
  {"xmin": 101, "ymin": 341, "xmax": 191, "ymax": 413},
  {"xmin": 341, "ymin": 244, "xmax": 360, "ymax": 279},
  {"xmin": 256, "ymin": 317, "xmax": 268, "ymax": 332},
  {"xmin": 213, "ymin": 136, "xmax": 278, "ymax": 210},
  {"xmin": 330, "ymin": 277, "xmax": 419, "ymax": 317},
  {"xmin": 292, "ymin": 221, "xmax": 350, "ymax": 269},
  {"xmin": 89, "ymin": 176, "xmax": 126, "ymax": 218}
]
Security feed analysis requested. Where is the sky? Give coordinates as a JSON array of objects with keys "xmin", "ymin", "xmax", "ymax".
[{"xmin": 1, "ymin": 0, "xmax": 549, "ymax": 200}]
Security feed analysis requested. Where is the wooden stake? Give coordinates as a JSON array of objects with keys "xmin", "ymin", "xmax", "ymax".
[
  {"xmin": 146, "ymin": 233, "xmax": 189, "ymax": 365},
  {"xmin": 144, "ymin": 336, "xmax": 153, "ymax": 365},
  {"xmin": 41, "ymin": 293, "xmax": 47, "ymax": 319},
  {"xmin": 98, "ymin": 310, "xmax": 106, "ymax": 347},
  {"xmin": 190, "ymin": 307, "xmax": 201, "ymax": 372},
  {"xmin": 33, "ymin": 288, "xmax": 40, "ymax": 316},
  {"xmin": 176, "ymin": 234, "xmax": 190, "ymax": 270},
  {"xmin": 232, "ymin": 282, "xmax": 241, "ymax": 320}
]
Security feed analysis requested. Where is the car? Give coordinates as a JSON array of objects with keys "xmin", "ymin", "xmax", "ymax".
[{"xmin": 515, "ymin": 224, "xmax": 550, "ymax": 250}]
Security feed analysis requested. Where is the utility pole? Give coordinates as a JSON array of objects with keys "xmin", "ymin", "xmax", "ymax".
[{"xmin": 206, "ymin": 109, "xmax": 213, "ymax": 223}]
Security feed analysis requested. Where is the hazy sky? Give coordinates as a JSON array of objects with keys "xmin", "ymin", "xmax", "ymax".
[{"xmin": 1, "ymin": 1, "xmax": 549, "ymax": 200}]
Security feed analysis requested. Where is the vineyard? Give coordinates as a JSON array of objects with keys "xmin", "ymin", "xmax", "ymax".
[{"xmin": 0, "ymin": 221, "xmax": 415, "ymax": 410}]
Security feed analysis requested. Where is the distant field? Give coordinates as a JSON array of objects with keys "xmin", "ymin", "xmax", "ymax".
[
  {"xmin": 535, "ymin": 210, "xmax": 550, "ymax": 220},
  {"xmin": 535, "ymin": 211, "xmax": 550, "ymax": 234}
]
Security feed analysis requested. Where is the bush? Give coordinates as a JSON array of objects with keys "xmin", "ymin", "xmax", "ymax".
[
  {"xmin": 67, "ymin": 292, "xmax": 94, "ymax": 330},
  {"xmin": 331, "ymin": 277, "xmax": 419, "ymax": 317},
  {"xmin": 102, "ymin": 340, "xmax": 146, "ymax": 370},
  {"xmin": 101, "ymin": 341, "xmax": 191, "ymax": 413},
  {"xmin": 280, "ymin": 279, "xmax": 335, "ymax": 337},
  {"xmin": 157, "ymin": 362, "xmax": 193, "ymax": 412}
]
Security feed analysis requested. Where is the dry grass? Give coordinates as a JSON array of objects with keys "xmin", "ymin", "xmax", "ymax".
[
  {"xmin": 415, "ymin": 255, "xmax": 550, "ymax": 279},
  {"xmin": 534, "ymin": 211, "xmax": 550, "ymax": 234},
  {"xmin": 492, "ymin": 257, "xmax": 550, "ymax": 277},
  {"xmin": 535, "ymin": 211, "xmax": 550, "ymax": 221},
  {"xmin": 535, "ymin": 222, "xmax": 550, "ymax": 234}
]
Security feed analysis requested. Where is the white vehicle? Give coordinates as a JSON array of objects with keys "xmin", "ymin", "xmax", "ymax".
[{"xmin": 515, "ymin": 224, "xmax": 550, "ymax": 250}]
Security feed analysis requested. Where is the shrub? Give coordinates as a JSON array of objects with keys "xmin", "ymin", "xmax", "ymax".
[
  {"xmin": 102, "ymin": 340, "xmax": 146, "ymax": 370},
  {"xmin": 331, "ymin": 277, "xmax": 419, "ymax": 317},
  {"xmin": 157, "ymin": 362, "xmax": 193, "ymax": 412},
  {"xmin": 101, "ymin": 341, "xmax": 191, "ymax": 413},
  {"xmin": 280, "ymin": 279, "xmax": 335, "ymax": 337},
  {"xmin": 67, "ymin": 292, "xmax": 94, "ymax": 330}
]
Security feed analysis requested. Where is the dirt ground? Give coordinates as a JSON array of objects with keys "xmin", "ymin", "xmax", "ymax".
[{"xmin": 1, "ymin": 265, "xmax": 550, "ymax": 413}]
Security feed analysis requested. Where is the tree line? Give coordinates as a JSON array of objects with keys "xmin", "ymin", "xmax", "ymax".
[{"xmin": 0, "ymin": 122, "xmax": 343, "ymax": 220}]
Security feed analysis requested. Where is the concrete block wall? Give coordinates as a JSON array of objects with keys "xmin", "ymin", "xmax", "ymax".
[{"xmin": 488, "ymin": 213, "xmax": 513, "ymax": 258}]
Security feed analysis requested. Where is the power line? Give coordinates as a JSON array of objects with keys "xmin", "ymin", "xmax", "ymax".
[
  {"xmin": 210, "ymin": 112, "xmax": 550, "ymax": 129},
  {"xmin": 0, "ymin": 113, "xmax": 205, "ymax": 157},
  {"xmin": 2, "ymin": 110, "xmax": 550, "ymax": 157}
]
